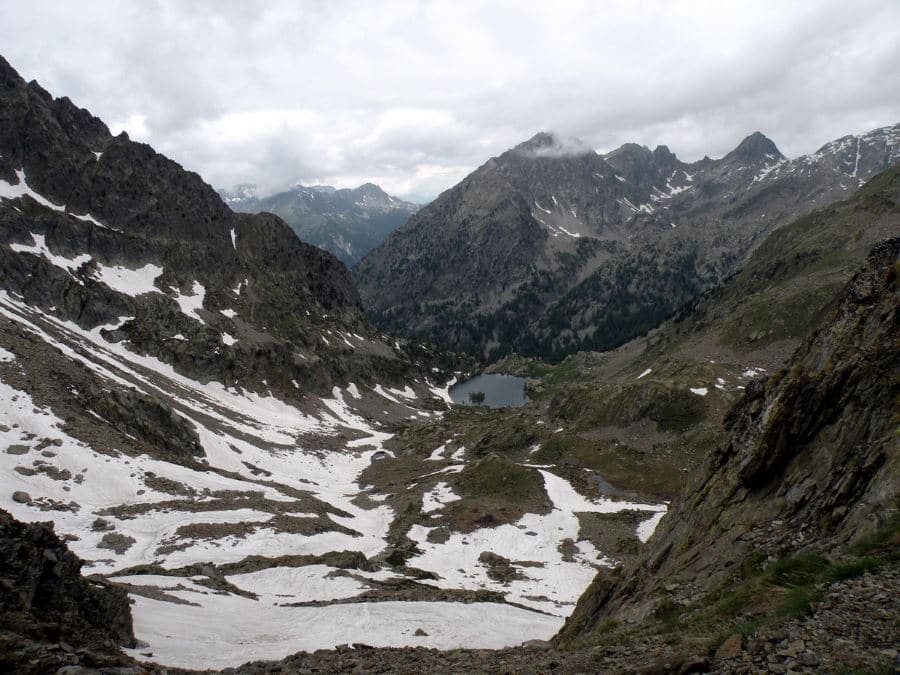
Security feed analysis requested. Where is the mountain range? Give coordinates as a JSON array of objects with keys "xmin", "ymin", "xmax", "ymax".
[
  {"xmin": 221, "ymin": 181, "xmax": 418, "ymax": 266},
  {"xmin": 355, "ymin": 124, "xmax": 899, "ymax": 361}
]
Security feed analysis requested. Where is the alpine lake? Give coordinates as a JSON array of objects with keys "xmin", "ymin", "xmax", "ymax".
[{"xmin": 449, "ymin": 373, "xmax": 528, "ymax": 408}]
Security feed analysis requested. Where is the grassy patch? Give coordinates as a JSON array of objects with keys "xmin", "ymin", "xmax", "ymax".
[
  {"xmin": 824, "ymin": 557, "xmax": 885, "ymax": 583},
  {"xmin": 767, "ymin": 552, "xmax": 830, "ymax": 587},
  {"xmin": 457, "ymin": 453, "xmax": 546, "ymax": 504},
  {"xmin": 579, "ymin": 537, "xmax": 900, "ymax": 656}
]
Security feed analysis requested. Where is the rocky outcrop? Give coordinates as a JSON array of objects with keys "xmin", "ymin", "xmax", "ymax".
[
  {"xmin": 0, "ymin": 509, "xmax": 136, "ymax": 673},
  {"xmin": 356, "ymin": 124, "xmax": 900, "ymax": 362},
  {"xmin": 80, "ymin": 385, "xmax": 204, "ymax": 461},
  {"xmin": 558, "ymin": 237, "xmax": 899, "ymax": 641}
]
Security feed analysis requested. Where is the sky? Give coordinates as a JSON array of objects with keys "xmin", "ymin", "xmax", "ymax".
[{"xmin": 2, "ymin": 1, "xmax": 899, "ymax": 203}]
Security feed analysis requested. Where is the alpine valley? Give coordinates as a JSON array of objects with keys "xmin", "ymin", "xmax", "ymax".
[{"xmin": 0, "ymin": 51, "xmax": 897, "ymax": 675}]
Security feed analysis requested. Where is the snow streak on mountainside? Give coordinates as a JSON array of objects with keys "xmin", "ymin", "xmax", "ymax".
[
  {"xmin": 221, "ymin": 182, "xmax": 419, "ymax": 266},
  {"xmin": 356, "ymin": 124, "xmax": 900, "ymax": 362}
]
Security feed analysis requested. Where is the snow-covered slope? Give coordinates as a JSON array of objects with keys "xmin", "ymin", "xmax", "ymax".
[{"xmin": 0, "ymin": 290, "xmax": 664, "ymax": 667}]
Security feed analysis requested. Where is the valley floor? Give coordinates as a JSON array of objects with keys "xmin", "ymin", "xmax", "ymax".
[{"xmin": 0, "ymin": 290, "xmax": 665, "ymax": 669}]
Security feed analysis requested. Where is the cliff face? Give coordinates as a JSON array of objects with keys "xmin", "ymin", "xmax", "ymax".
[{"xmin": 559, "ymin": 237, "xmax": 899, "ymax": 640}]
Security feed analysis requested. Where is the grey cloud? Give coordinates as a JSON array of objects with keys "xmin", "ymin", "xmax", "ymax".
[{"xmin": 1, "ymin": 0, "xmax": 898, "ymax": 201}]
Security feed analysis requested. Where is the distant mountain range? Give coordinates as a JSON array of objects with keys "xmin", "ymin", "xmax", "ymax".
[
  {"xmin": 355, "ymin": 124, "xmax": 900, "ymax": 361},
  {"xmin": 220, "ymin": 182, "xmax": 419, "ymax": 266}
]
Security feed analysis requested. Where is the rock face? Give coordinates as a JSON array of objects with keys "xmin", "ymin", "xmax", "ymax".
[
  {"xmin": 0, "ymin": 509, "xmax": 135, "ymax": 672},
  {"xmin": 222, "ymin": 182, "xmax": 418, "ymax": 266},
  {"xmin": 557, "ymin": 237, "xmax": 899, "ymax": 640},
  {"xmin": 356, "ymin": 125, "xmax": 900, "ymax": 361}
]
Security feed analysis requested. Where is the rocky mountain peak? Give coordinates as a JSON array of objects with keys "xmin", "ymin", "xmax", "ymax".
[
  {"xmin": 222, "ymin": 178, "xmax": 418, "ymax": 265},
  {"xmin": 724, "ymin": 130, "xmax": 784, "ymax": 164},
  {"xmin": 220, "ymin": 182, "xmax": 258, "ymax": 204},
  {"xmin": 652, "ymin": 144, "xmax": 676, "ymax": 161},
  {"xmin": 517, "ymin": 131, "xmax": 557, "ymax": 149},
  {"xmin": 358, "ymin": 123, "xmax": 900, "ymax": 362},
  {"xmin": 305, "ymin": 184, "xmax": 337, "ymax": 193},
  {"xmin": 604, "ymin": 142, "xmax": 653, "ymax": 162},
  {"xmin": 353, "ymin": 182, "xmax": 389, "ymax": 198}
]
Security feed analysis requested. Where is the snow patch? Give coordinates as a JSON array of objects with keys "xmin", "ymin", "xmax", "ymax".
[
  {"xmin": 422, "ymin": 482, "xmax": 461, "ymax": 513},
  {"xmin": 426, "ymin": 444, "xmax": 447, "ymax": 461},
  {"xmin": 226, "ymin": 565, "xmax": 367, "ymax": 602},
  {"xmin": 636, "ymin": 511, "xmax": 666, "ymax": 543},
  {"xmin": 10, "ymin": 233, "xmax": 91, "ymax": 275},
  {"xmin": 126, "ymin": 596, "xmax": 560, "ymax": 669},
  {"xmin": 93, "ymin": 263, "xmax": 163, "ymax": 297},
  {"xmin": 407, "ymin": 470, "xmax": 664, "ymax": 616},
  {"xmin": 170, "ymin": 282, "xmax": 206, "ymax": 324},
  {"xmin": 0, "ymin": 170, "xmax": 65, "ymax": 212}
]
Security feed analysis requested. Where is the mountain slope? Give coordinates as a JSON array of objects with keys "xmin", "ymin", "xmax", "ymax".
[
  {"xmin": 0, "ymin": 53, "xmax": 436, "ymax": 399},
  {"xmin": 222, "ymin": 182, "xmax": 418, "ymax": 266},
  {"xmin": 356, "ymin": 125, "xmax": 900, "ymax": 361},
  {"xmin": 557, "ymin": 236, "xmax": 898, "ymax": 658},
  {"xmin": 0, "ymin": 53, "xmax": 510, "ymax": 664},
  {"xmin": 492, "ymin": 164, "xmax": 900, "ymax": 511}
]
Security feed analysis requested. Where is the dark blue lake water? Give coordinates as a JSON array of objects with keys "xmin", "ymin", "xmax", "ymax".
[{"xmin": 449, "ymin": 373, "xmax": 528, "ymax": 408}]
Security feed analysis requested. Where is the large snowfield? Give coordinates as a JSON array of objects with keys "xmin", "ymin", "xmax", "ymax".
[{"xmin": 0, "ymin": 279, "xmax": 666, "ymax": 668}]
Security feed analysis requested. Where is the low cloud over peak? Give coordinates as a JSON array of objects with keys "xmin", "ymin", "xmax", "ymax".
[{"xmin": 514, "ymin": 132, "xmax": 594, "ymax": 159}]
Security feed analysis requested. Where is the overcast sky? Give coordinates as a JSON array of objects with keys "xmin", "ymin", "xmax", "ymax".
[{"xmin": 2, "ymin": 0, "xmax": 898, "ymax": 202}]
